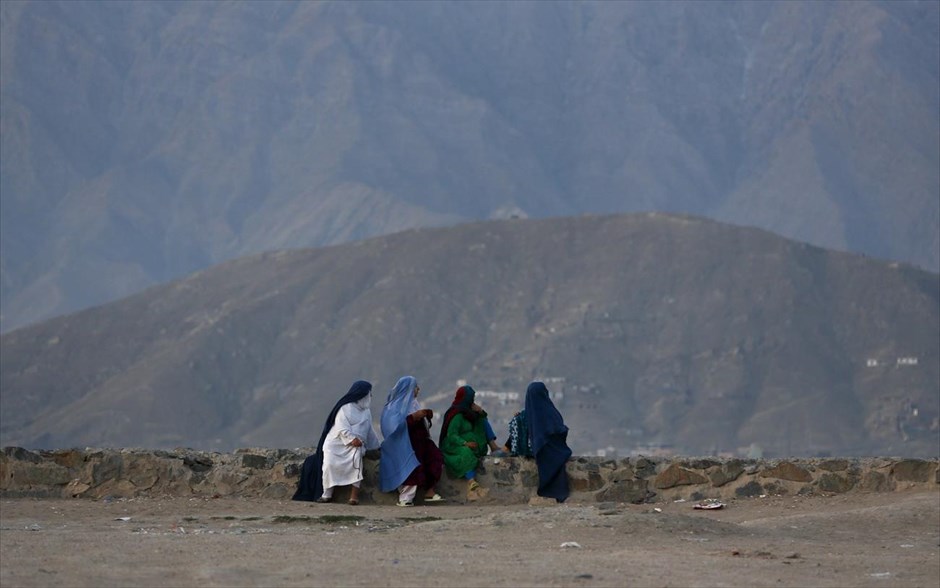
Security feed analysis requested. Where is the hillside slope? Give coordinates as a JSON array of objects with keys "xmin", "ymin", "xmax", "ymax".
[{"xmin": 1, "ymin": 214, "xmax": 937, "ymax": 456}]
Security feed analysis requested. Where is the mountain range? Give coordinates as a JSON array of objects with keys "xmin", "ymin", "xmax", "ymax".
[
  {"xmin": 2, "ymin": 214, "xmax": 937, "ymax": 457},
  {"xmin": 1, "ymin": 0, "xmax": 938, "ymax": 331}
]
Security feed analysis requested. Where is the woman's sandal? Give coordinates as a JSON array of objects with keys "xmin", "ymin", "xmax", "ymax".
[
  {"xmin": 424, "ymin": 493, "xmax": 445, "ymax": 502},
  {"xmin": 348, "ymin": 498, "xmax": 359, "ymax": 505}
]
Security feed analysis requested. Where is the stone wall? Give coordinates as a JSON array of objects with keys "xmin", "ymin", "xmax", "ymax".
[{"xmin": 1, "ymin": 447, "xmax": 937, "ymax": 504}]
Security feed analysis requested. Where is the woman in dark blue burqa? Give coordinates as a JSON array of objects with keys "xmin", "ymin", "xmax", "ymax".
[
  {"xmin": 292, "ymin": 380, "xmax": 373, "ymax": 502},
  {"xmin": 525, "ymin": 381, "xmax": 572, "ymax": 502}
]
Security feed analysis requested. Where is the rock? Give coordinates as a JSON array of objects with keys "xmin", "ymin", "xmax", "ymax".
[
  {"xmin": 1, "ymin": 450, "xmax": 936, "ymax": 504},
  {"xmin": 816, "ymin": 473, "xmax": 853, "ymax": 494},
  {"xmin": 528, "ymin": 496, "xmax": 557, "ymax": 506},
  {"xmin": 90, "ymin": 454, "xmax": 125, "ymax": 485},
  {"xmin": 633, "ymin": 457, "xmax": 657, "ymax": 478},
  {"xmin": 182, "ymin": 455, "xmax": 213, "ymax": 472},
  {"xmin": 261, "ymin": 483, "xmax": 291, "ymax": 499},
  {"xmin": 735, "ymin": 481, "xmax": 764, "ymax": 498},
  {"xmin": 3, "ymin": 447, "xmax": 42, "ymax": 463},
  {"xmin": 520, "ymin": 468, "xmax": 539, "ymax": 488},
  {"xmin": 654, "ymin": 464, "xmax": 708, "ymax": 489},
  {"xmin": 49, "ymin": 449, "xmax": 85, "ymax": 469},
  {"xmin": 283, "ymin": 463, "xmax": 301, "ymax": 478},
  {"xmin": 493, "ymin": 465, "xmax": 518, "ymax": 484},
  {"xmin": 685, "ymin": 459, "xmax": 720, "ymax": 470},
  {"xmin": 708, "ymin": 460, "xmax": 745, "ymax": 487},
  {"xmin": 891, "ymin": 459, "xmax": 932, "ymax": 483},
  {"xmin": 13, "ymin": 462, "xmax": 72, "ymax": 487},
  {"xmin": 759, "ymin": 462, "xmax": 812, "ymax": 483},
  {"xmin": 64, "ymin": 479, "xmax": 91, "ymax": 497},
  {"xmin": 596, "ymin": 478, "xmax": 652, "ymax": 504},
  {"xmin": 569, "ymin": 471, "xmax": 605, "ymax": 492},
  {"xmin": 817, "ymin": 459, "xmax": 849, "ymax": 472},
  {"xmin": 240, "ymin": 454, "xmax": 270, "ymax": 470},
  {"xmin": 859, "ymin": 470, "xmax": 894, "ymax": 492},
  {"xmin": 762, "ymin": 482, "xmax": 787, "ymax": 496}
]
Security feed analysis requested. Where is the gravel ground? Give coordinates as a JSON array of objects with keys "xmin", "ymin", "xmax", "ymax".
[{"xmin": 1, "ymin": 491, "xmax": 938, "ymax": 587}]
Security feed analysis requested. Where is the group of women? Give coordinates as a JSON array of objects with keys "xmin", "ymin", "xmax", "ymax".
[{"xmin": 292, "ymin": 377, "xmax": 572, "ymax": 506}]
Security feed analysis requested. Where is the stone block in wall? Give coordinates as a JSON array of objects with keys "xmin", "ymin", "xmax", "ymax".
[
  {"xmin": 90, "ymin": 479, "xmax": 139, "ymax": 499},
  {"xmin": 596, "ymin": 477, "xmax": 651, "ymax": 504},
  {"xmin": 891, "ymin": 459, "xmax": 933, "ymax": 483},
  {"xmin": 182, "ymin": 454, "xmax": 213, "ymax": 473},
  {"xmin": 760, "ymin": 462, "xmax": 812, "ymax": 483},
  {"xmin": 818, "ymin": 459, "xmax": 849, "ymax": 472},
  {"xmin": 10, "ymin": 461, "xmax": 72, "ymax": 488},
  {"xmin": 240, "ymin": 454, "xmax": 271, "ymax": 470},
  {"xmin": 64, "ymin": 479, "xmax": 91, "ymax": 497},
  {"xmin": 654, "ymin": 464, "xmax": 708, "ymax": 489},
  {"xmin": 3, "ymin": 447, "xmax": 41, "ymax": 463},
  {"xmin": 521, "ymin": 467, "xmax": 539, "ymax": 488},
  {"xmin": 575, "ymin": 457, "xmax": 601, "ymax": 473},
  {"xmin": 735, "ymin": 480, "xmax": 764, "ymax": 497},
  {"xmin": 124, "ymin": 454, "xmax": 165, "ymax": 491},
  {"xmin": 684, "ymin": 459, "xmax": 720, "ymax": 470},
  {"xmin": 708, "ymin": 460, "xmax": 744, "ymax": 487},
  {"xmin": 761, "ymin": 481, "xmax": 788, "ymax": 496},
  {"xmin": 858, "ymin": 470, "xmax": 895, "ymax": 492},
  {"xmin": 90, "ymin": 454, "xmax": 124, "ymax": 486},
  {"xmin": 569, "ymin": 471, "xmax": 605, "ymax": 492},
  {"xmin": 283, "ymin": 463, "xmax": 301, "ymax": 478},
  {"xmin": 816, "ymin": 473, "xmax": 854, "ymax": 494},
  {"xmin": 48, "ymin": 449, "xmax": 85, "ymax": 470},
  {"xmin": 632, "ymin": 457, "xmax": 657, "ymax": 478}
]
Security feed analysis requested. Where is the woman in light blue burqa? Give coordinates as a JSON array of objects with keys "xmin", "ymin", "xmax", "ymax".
[{"xmin": 379, "ymin": 376, "xmax": 444, "ymax": 506}]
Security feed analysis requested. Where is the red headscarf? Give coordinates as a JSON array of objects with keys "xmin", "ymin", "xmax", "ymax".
[{"xmin": 438, "ymin": 385, "xmax": 476, "ymax": 445}]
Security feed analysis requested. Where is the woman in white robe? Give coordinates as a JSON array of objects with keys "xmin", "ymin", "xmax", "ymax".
[{"xmin": 320, "ymin": 390, "xmax": 381, "ymax": 504}]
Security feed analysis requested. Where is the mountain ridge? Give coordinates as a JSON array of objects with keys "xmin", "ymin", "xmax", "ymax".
[
  {"xmin": 1, "ymin": 0, "xmax": 938, "ymax": 330},
  {"xmin": 2, "ymin": 213, "xmax": 937, "ymax": 457}
]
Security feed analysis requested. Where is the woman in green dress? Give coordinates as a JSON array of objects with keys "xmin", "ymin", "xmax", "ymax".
[{"xmin": 439, "ymin": 385, "xmax": 495, "ymax": 500}]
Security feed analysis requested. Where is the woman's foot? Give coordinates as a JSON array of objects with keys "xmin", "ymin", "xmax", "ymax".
[
  {"xmin": 316, "ymin": 496, "xmax": 332, "ymax": 503},
  {"xmin": 467, "ymin": 479, "xmax": 489, "ymax": 502},
  {"xmin": 348, "ymin": 487, "xmax": 360, "ymax": 505},
  {"xmin": 424, "ymin": 492, "xmax": 445, "ymax": 502}
]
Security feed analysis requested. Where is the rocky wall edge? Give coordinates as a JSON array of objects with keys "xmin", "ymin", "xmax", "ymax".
[{"xmin": 1, "ymin": 447, "xmax": 937, "ymax": 505}]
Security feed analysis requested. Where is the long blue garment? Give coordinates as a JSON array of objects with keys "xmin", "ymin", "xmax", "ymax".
[
  {"xmin": 293, "ymin": 380, "xmax": 373, "ymax": 501},
  {"xmin": 378, "ymin": 376, "xmax": 421, "ymax": 492},
  {"xmin": 525, "ymin": 381, "xmax": 572, "ymax": 502}
]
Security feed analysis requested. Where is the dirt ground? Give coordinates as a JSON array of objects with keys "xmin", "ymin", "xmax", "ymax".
[{"xmin": 1, "ymin": 490, "xmax": 938, "ymax": 588}]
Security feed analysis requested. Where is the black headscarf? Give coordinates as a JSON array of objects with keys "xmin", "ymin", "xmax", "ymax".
[{"xmin": 292, "ymin": 380, "xmax": 373, "ymax": 501}]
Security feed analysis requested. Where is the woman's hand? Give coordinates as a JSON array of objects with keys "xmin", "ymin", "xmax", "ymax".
[
  {"xmin": 411, "ymin": 409, "xmax": 430, "ymax": 420},
  {"xmin": 466, "ymin": 441, "xmax": 478, "ymax": 450},
  {"xmin": 349, "ymin": 437, "xmax": 363, "ymax": 447}
]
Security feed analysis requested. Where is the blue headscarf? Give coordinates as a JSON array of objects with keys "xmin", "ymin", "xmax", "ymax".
[
  {"xmin": 525, "ymin": 381, "xmax": 571, "ymax": 502},
  {"xmin": 378, "ymin": 376, "xmax": 421, "ymax": 492},
  {"xmin": 293, "ymin": 380, "xmax": 373, "ymax": 501}
]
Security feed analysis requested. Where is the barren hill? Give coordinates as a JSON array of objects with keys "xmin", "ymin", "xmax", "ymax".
[
  {"xmin": 2, "ymin": 0, "xmax": 938, "ymax": 330},
  {"xmin": 1, "ymin": 214, "xmax": 937, "ymax": 456}
]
